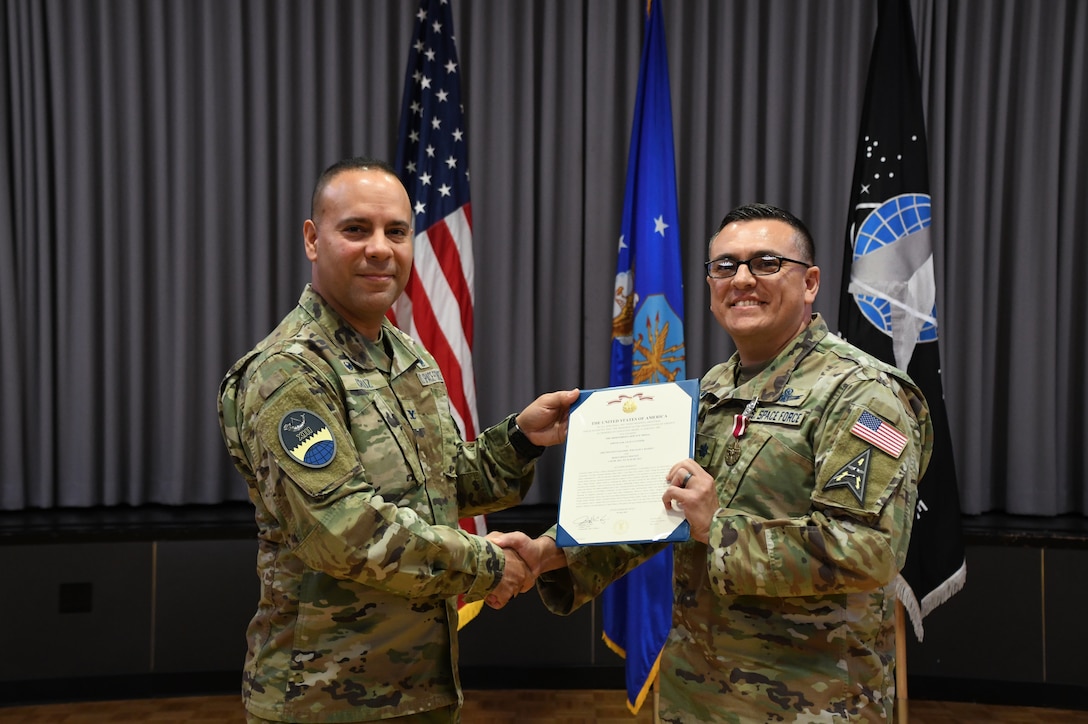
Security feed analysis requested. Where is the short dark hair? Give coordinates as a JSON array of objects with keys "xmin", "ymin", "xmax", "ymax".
[
  {"xmin": 712, "ymin": 203, "xmax": 815, "ymax": 263},
  {"xmin": 310, "ymin": 156, "xmax": 402, "ymax": 220}
]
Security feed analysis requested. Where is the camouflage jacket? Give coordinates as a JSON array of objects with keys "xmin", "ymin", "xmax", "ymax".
[
  {"xmin": 539, "ymin": 314, "xmax": 933, "ymax": 722},
  {"xmin": 218, "ymin": 285, "xmax": 538, "ymax": 722}
]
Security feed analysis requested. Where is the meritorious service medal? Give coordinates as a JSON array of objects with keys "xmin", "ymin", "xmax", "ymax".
[{"xmin": 725, "ymin": 399, "xmax": 757, "ymax": 466}]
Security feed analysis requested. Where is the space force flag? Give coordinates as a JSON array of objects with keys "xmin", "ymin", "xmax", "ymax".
[{"xmin": 838, "ymin": 0, "xmax": 966, "ymax": 640}]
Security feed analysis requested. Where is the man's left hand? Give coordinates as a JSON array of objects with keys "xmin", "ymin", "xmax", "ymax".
[
  {"xmin": 514, "ymin": 389, "xmax": 580, "ymax": 447},
  {"xmin": 662, "ymin": 459, "xmax": 716, "ymax": 543}
]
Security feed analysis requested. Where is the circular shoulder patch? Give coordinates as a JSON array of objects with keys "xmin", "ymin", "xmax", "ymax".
[{"xmin": 278, "ymin": 409, "xmax": 337, "ymax": 468}]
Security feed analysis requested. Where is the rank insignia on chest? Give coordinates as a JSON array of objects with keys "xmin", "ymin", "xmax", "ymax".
[
  {"xmin": 824, "ymin": 448, "xmax": 871, "ymax": 504},
  {"xmin": 278, "ymin": 409, "xmax": 337, "ymax": 468}
]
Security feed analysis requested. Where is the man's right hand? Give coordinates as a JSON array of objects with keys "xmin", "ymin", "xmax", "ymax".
[
  {"xmin": 484, "ymin": 531, "xmax": 565, "ymax": 609},
  {"xmin": 486, "ymin": 546, "xmax": 532, "ymax": 609}
]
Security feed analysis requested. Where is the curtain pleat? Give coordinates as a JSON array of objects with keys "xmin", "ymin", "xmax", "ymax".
[{"xmin": 1, "ymin": 0, "xmax": 1086, "ymax": 514}]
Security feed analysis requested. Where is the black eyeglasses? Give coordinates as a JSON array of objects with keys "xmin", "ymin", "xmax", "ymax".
[{"xmin": 704, "ymin": 253, "xmax": 812, "ymax": 279}]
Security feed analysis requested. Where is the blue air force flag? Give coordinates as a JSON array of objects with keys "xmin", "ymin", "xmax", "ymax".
[{"xmin": 603, "ymin": 0, "xmax": 684, "ymax": 715}]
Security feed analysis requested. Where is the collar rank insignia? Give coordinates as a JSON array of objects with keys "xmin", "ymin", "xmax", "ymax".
[
  {"xmin": 824, "ymin": 448, "xmax": 871, "ymax": 504},
  {"xmin": 279, "ymin": 409, "xmax": 336, "ymax": 468}
]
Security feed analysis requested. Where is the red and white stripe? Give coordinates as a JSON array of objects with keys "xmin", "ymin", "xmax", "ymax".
[
  {"xmin": 390, "ymin": 204, "xmax": 486, "ymax": 542},
  {"xmin": 391, "ymin": 204, "xmax": 479, "ymax": 440}
]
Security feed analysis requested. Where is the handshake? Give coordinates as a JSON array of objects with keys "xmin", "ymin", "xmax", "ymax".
[
  {"xmin": 477, "ymin": 457, "xmax": 714, "ymax": 610},
  {"xmin": 483, "ymin": 531, "xmax": 562, "ymax": 610},
  {"xmin": 478, "ymin": 458, "xmax": 714, "ymax": 610}
]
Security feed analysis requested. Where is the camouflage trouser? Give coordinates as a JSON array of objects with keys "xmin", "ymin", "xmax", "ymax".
[{"xmin": 245, "ymin": 704, "xmax": 459, "ymax": 723}]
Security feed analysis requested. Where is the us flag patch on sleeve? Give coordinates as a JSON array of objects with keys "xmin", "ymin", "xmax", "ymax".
[{"xmin": 851, "ymin": 410, "xmax": 907, "ymax": 458}]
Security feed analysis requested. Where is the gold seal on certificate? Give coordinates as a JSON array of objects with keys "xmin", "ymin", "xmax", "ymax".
[{"xmin": 555, "ymin": 379, "xmax": 698, "ymax": 547}]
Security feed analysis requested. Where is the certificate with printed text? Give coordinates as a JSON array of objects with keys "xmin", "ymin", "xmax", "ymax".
[{"xmin": 555, "ymin": 379, "xmax": 698, "ymax": 546}]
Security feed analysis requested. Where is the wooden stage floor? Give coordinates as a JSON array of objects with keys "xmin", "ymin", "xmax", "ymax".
[{"xmin": 2, "ymin": 690, "xmax": 1088, "ymax": 723}]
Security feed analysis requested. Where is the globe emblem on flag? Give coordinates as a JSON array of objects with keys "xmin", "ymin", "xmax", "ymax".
[{"xmin": 852, "ymin": 193, "xmax": 938, "ymax": 342}]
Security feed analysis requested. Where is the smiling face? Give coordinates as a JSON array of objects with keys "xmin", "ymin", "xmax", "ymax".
[
  {"xmin": 303, "ymin": 167, "xmax": 413, "ymax": 340},
  {"xmin": 706, "ymin": 218, "xmax": 820, "ymax": 366}
]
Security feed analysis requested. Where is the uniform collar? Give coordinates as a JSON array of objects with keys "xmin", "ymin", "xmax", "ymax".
[
  {"xmin": 297, "ymin": 284, "xmax": 425, "ymax": 376},
  {"xmin": 705, "ymin": 314, "xmax": 828, "ymax": 405}
]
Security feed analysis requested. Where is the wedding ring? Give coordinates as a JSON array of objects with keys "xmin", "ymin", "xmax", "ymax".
[{"xmin": 681, "ymin": 470, "xmax": 693, "ymax": 488}]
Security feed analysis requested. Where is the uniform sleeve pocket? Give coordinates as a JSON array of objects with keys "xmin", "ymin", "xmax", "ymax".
[{"xmin": 256, "ymin": 377, "xmax": 359, "ymax": 498}]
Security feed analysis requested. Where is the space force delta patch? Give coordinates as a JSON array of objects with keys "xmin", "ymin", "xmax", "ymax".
[
  {"xmin": 825, "ymin": 448, "xmax": 871, "ymax": 504},
  {"xmin": 279, "ymin": 409, "xmax": 336, "ymax": 468}
]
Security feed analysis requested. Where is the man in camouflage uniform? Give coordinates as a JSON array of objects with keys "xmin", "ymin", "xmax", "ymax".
[
  {"xmin": 218, "ymin": 157, "xmax": 577, "ymax": 723},
  {"xmin": 494, "ymin": 204, "xmax": 933, "ymax": 722}
]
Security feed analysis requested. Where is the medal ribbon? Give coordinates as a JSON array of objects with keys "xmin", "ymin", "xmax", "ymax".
[
  {"xmin": 731, "ymin": 413, "xmax": 747, "ymax": 438},
  {"xmin": 732, "ymin": 398, "xmax": 758, "ymax": 439}
]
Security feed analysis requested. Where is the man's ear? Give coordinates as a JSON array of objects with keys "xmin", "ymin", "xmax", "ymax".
[
  {"xmin": 303, "ymin": 219, "xmax": 318, "ymax": 262},
  {"xmin": 804, "ymin": 265, "xmax": 821, "ymax": 303}
]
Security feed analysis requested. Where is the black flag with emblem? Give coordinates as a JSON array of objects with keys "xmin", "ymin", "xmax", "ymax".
[{"xmin": 838, "ymin": 0, "xmax": 966, "ymax": 641}]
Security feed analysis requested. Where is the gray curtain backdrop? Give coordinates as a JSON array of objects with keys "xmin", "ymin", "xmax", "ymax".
[{"xmin": 2, "ymin": 0, "xmax": 1085, "ymax": 515}]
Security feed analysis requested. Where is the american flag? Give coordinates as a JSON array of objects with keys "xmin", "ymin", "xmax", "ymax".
[
  {"xmin": 392, "ymin": 0, "xmax": 478, "ymax": 441},
  {"xmin": 851, "ymin": 410, "xmax": 908, "ymax": 459},
  {"xmin": 392, "ymin": 0, "xmax": 485, "ymax": 625}
]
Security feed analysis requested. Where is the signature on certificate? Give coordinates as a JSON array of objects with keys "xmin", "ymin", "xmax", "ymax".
[{"xmin": 574, "ymin": 513, "xmax": 608, "ymax": 531}]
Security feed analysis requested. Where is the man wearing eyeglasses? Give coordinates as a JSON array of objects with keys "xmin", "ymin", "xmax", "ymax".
[{"xmin": 493, "ymin": 203, "xmax": 934, "ymax": 722}]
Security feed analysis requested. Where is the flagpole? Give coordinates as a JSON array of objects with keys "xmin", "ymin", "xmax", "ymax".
[
  {"xmin": 393, "ymin": 0, "xmax": 485, "ymax": 629},
  {"xmin": 602, "ymin": 0, "xmax": 683, "ymax": 717},
  {"xmin": 896, "ymin": 599, "xmax": 909, "ymax": 723}
]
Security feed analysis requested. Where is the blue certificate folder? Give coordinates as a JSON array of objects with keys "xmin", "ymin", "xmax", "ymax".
[{"xmin": 555, "ymin": 379, "xmax": 698, "ymax": 547}]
